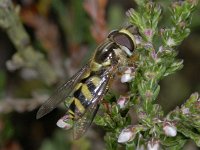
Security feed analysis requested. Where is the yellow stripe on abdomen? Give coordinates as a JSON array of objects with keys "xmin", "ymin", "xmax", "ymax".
[
  {"xmin": 81, "ymin": 84, "xmax": 93, "ymax": 100},
  {"xmin": 90, "ymin": 76, "xmax": 101, "ymax": 87},
  {"xmin": 74, "ymin": 97, "xmax": 85, "ymax": 114},
  {"xmin": 74, "ymin": 83, "xmax": 82, "ymax": 91},
  {"xmin": 68, "ymin": 109, "xmax": 75, "ymax": 118}
]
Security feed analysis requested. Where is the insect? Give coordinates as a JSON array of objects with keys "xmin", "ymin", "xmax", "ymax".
[{"xmin": 36, "ymin": 26, "xmax": 138, "ymax": 139}]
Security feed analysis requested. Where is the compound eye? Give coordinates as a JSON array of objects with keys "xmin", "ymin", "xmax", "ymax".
[
  {"xmin": 107, "ymin": 30, "xmax": 118, "ymax": 38},
  {"xmin": 113, "ymin": 33, "xmax": 135, "ymax": 52}
]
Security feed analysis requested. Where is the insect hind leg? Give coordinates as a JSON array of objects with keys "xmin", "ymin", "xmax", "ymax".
[{"xmin": 64, "ymin": 96, "xmax": 74, "ymax": 108}]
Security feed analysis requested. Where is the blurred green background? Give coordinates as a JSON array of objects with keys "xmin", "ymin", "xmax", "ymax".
[{"xmin": 0, "ymin": 0, "xmax": 199, "ymax": 149}]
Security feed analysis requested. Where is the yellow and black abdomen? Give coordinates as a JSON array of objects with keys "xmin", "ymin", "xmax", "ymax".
[{"xmin": 67, "ymin": 72, "xmax": 104, "ymax": 119}]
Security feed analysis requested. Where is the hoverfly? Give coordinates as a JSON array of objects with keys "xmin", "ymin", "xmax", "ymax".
[{"xmin": 36, "ymin": 26, "xmax": 138, "ymax": 139}]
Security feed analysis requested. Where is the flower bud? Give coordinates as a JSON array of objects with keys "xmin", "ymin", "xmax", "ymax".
[
  {"xmin": 181, "ymin": 107, "xmax": 190, "ymax": 115},
  {"xmin": 144, "ymin": 29, "xmax": 153, "ymax": 38},
  {"xmin": 135, "ymin": 35, "xmax": 142, "ymax": 45},
  {"xmin": 121, "ymin": 67, "xmax": 135, "ymax": 83},
  {"xmin": 166, "ymin": 38, "xmax": 175, "ymax": 47},
  {"xmin": 163, "ymin": 122, "xmax": 177, "ymax": 137},
  {"xmin": 117, "ymin": 96, "xmax": 129, "ymax": 109},
  {"xmin": 56, "ymin": 115, "xmax": 73, "ymax": 130},
  {"xmin": 126, "ymin": 8, "xmax": 135, "ymax": 17},
  {"xmin": 121, "ymin": 73, "xmax": 133, "ymax": 83},
  {"xmin": 118, "ymin": 126, "xmax": 135, "ymax": 143},
  {"xmin": 158, "ymin": 46, "xmax": 164, "ymax": 53},
  {"xmin": 147, "ymin": 139, "xmax": 160, "ymax": 150},
  {"xmin": 151, "ymin": 50, "xmax": 157, "ymax": 60},
  {"xmin": 187, "ymin": 0, "xmax": 198, "ymax": 5},
  {"xmin": 136, "ymin": 145, "xmax": 145, "ymax": 150}
]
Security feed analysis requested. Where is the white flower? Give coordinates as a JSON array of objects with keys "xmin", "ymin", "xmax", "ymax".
[
  {"xmin": 121, "ymin": 73, "xmax": 133, "ymax": 83},
  {"xmin": 117, "ymin": 96, "xmax": 129, "ymax": 109},
  {"xmin": 121, "ymin": 67, "xmax": 135, "ymax": 83},
  {"xmin": 181, "ymin": 107, "xmax": 190, "ymax": 115},
  {"xmin": 158, "ymin": 46, "xmax": 164, "ymax": 53},
  {"xmin": 166, "ymin": 38, "xmax": 175, "ymax": 46},
  {"xmin": 135, "ymin": 35, "xmax": 142, "ymax": 45},
  {"xmin": 147, "ymin": 139, "xmax": 160, "ymax": 150},
  {"xmin": 136, "ymin": 145, "xmax": 145, "ymax": 150},
  {"xmin": 163, "ymin": 122, "xmax": 177, "ymax": 137},
  {"xmin": 118, "ymin": 127, "xmax": 135, "ymax": 143},
  {"xmin": 56, "ymin": 115, "xmax": 73, "ymax": 130}
]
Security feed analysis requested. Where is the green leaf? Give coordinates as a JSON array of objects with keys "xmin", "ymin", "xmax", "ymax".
[
  {"xmin": 177, "ymin": 124, "xmax": 200, "ymax": 147},
  {"xmin": 104, "ymin": 133, "xmax": 118, "ymax": 150},
  {"xmin": 160, "ymin": 135, "xmax": 187, "ymax": 148},
  {"xmin": 126, "ymin": 141, "xmax": 136, "ymax": 150},
  {"xmin": 134, "ymin": 0, "xmax": 148, "ymax": 6},
  {"xmin": 165, "ymin": 59, "xmax": 184, "ymax": 76},
  {"xmin": 185, "ymin": 92, "xmax": 199, "ymax": 107},
  {"xmin": 94, "ymin": 115, "xmax": 108, "ymax": 127}
]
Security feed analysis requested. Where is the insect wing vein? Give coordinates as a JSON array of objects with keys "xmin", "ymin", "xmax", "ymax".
[{"xmin": 36, "ymin": 64, "xmax": 90, "ymax": 119}]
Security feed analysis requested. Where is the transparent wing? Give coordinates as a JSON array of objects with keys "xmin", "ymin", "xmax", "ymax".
[
  {"xmin": 36, "ymin": 64, "xmax": 90, "ymax": 119},
  {"xmin": 73, "ymin": 103, "xmax": 100, "ymax": 139},
  {"xmin": 73, "ymin": 71, "xmax": 111, "ymax": 139}
]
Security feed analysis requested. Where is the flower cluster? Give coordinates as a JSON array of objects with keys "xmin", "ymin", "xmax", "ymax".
[{"xmin": 94, "ymin": 0, "xmax": 199, "ymax": 150}]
